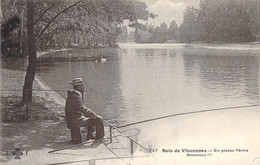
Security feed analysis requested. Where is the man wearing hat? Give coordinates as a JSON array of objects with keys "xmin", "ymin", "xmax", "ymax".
[{"xmin": 65, "ymin": 78, "xmax": 104, "ymax": 143}]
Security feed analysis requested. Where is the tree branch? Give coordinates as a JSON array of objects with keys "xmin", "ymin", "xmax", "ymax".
[
  {"xmin": 36, "ymin": 0, "xmax": 81, "ymax": 41},
  {"xmin": 46, "ymin": 11, "xmax": 53, "ymax": 18},
  {"xmin": 91, "ymin": 18, "xmax": 110, "ymax": 33},
  {"xmin": 37, "ymin": 25, "xmax": 61, "ymax": 41},
  {"xmin": 34, "ymin": 2, "xmax": 58, "ymax": 24}
]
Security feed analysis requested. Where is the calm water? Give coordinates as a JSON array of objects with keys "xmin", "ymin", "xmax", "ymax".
[{"xmin": 36, "ymin": 43, "xmax": 260, "ymax": 126}]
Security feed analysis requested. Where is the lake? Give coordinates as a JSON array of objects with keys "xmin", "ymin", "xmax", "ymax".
[{"xmin": 36, "ymin": 43, "xmax": 260, "ymax": 126}]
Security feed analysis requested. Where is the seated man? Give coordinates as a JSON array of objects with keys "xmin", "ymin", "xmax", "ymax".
[{"xmin": 65, "ymin": 78, "xmax": 104, "ymax": 143}]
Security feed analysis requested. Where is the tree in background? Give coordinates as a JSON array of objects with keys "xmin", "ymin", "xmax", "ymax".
[
  {"xmin": 168, "ymin": 20, "xmax": 178, "ymax": 41},
  {"xmin": 242, "ymin": 0, "xmax": 260, "ymax": 41},
  {"xmin": 198, "ymin": 0, "xmax": 252, "ymax": 42},
  {"xmin": 134, "ymin": 25, "xmax": 153, "ymax": 43},
  {"xmin": 178, "ymin": 6, "xmax": 200, "ymax": 43},
  {"xmin": 117, "ymin": 25, "xmax": 128, "ymax": 43},
  {"xmin": 178, "ymin": 0, "xmax": 259, "ymax": 43},
  {"xmin": 1, "ymin": 16, "xmax": 21, "ymax": 58},
  {"xmin": 151, "ymin": 23, "xmax": 168, "ymax": 42},
  {"xmin": 134, "ymin": 23, "xmax": 168, "ymax": 43},
  {"xmin": 128, "ymin": 31, "xmax": 135, "ymax": 41},
  {"xmin": 1, "ymin": 0, "xmax": 27, "ymax": 57}
]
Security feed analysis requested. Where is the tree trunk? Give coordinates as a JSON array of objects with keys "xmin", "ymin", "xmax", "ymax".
[
  {"xmin": 0, "ymin": 2, "xmax": 2, "ymax": 56},
  {"xmin": 22, "ymin": 0, "xmax": 36, "ymax": 103}
]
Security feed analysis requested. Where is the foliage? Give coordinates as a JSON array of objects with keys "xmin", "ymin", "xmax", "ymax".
[
  {"xmin": 178, "ymin": 0, "xmax": 259, "ymax": 43},
  {"xmin": 168, "ymin": 20, "xmax": 178, "ymax": 41},
  {"xmin": 1, "ymin": 16, "xmax": 20, "ymax": 38},
  {"xmin": 1, "ymin": 16, "xmax": 21, "ymax": 58},
  {"xmin": 1, "ymin": 0, "xmax": 153, "ymax": 103},
  {"xmin": 1, "ymin": 0, "xmax": 152, "ymax": 51},
  {"xmin": 134, "ymin": 23, "xmax": 169, "ymax": 43},
  {"xmin": 117, "ymin": 25, "xmax": 128, "ymax": 43},
  {"xmin": 178, "ymin": 6, "xmax": 200, "ymax": 43}
]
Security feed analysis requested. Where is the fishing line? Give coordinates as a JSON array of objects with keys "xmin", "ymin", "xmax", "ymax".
[{"xmin": 0, "ymin": 89, "xmax": 110, "ymax": 100}]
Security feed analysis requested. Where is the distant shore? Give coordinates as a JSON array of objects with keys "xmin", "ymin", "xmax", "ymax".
[
  {"xmin": 118, "ymin": 42, "xmax": 260, "ymax": 52},
  {"xmin": 133, "ymin": 41, "xmax": 260, "ymax": 45},
  {"xmin": 36, "ymin": 48, "xmax": 73, "ymax": 58}
]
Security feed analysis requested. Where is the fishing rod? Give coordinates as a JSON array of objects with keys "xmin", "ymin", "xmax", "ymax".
[{"xmin": 117, "ymin": 104, "xmax": 260, "ymax": 128}]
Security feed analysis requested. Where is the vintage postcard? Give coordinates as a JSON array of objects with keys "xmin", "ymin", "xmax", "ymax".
[{"xmin": 1, "ymin": 0, "xmax": 260, "ymax": 164}]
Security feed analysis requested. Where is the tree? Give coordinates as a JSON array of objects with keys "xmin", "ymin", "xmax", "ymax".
[
  {"xmin": 22, "ymin": 0, "xmax": 81, "ymax": 103},
  {"xmin": 178, "ymin": 6, "xmax": 200, "ymax": 43},
  {"xmin": 178, "ymin": 0, "xmax": 257, "ymax": 43},
  {"xmin": 198, "ymin": 0, "xmax": 253, "ymax": 42},
  {"xmin": 117, "ymin": 25, "xmax": 128, "ymax": 43},
  {"xmin": 0, "ymin": 2, "xmax": 2, "ymax": 57},
  {"xmin": 168, "ymin": 20, "xmax": 178, "ymax": 41},
  {"xmin": 1, "ymin": 0, "xmax": 27, "ymax": 57},
  {"xmin": 0, "ymin": 0, "xmax": 153, "ymax": 103},
  {"xmin": 151, "ymin": 23, "xmax": 168, "ymax": 42},
  {"xmin": 134, "ymin": 23, "xmax": 169, "ymax": 43},
  {"xmin": 23, "ymin": 0, "xmax": 36, "ymax": 103},
  {"xmin": 242, "ymin": 0, "xmax": 260, "ymax": 41},
  {"xmin": 1, "ymin": 16, "xmax": 21, "ymax": 58}
]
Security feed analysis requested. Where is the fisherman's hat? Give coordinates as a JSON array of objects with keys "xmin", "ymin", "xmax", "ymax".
[{"xmin": 70, "ymin": 77, "xmax": 84, "ymax": 86}]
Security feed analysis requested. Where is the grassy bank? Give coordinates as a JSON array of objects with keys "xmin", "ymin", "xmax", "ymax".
[{"xmin": 0, "ymin": 66, "xmax": 71, "ymax": 161}]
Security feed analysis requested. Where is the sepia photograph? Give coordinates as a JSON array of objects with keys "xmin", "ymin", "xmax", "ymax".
[{"xmin": 0, "ymin": 0, "xmax": 260, "ymax": 164}]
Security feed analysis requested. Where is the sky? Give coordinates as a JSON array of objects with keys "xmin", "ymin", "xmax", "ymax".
[{"xmin": 141, "ymin": 0, "xmax": 200, "ymax": 26}]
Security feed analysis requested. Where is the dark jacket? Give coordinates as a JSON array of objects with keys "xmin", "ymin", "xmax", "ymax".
[{"xmin": 65, "ymin": 90, "xmax": 98, "ymax": 129}]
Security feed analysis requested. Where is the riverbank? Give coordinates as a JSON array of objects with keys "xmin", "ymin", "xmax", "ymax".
[
  {"xmin": 0, "ymin": 67, "xmax": 70, "ymax": 162},
  {"xmin": 36, "ymin": 48, "xmax": 72, "ymax": 58},
  {"xmin": 0, "ymin": 47, "xmax": 91, "ymax": 155},
  {"xmin": 118, "ymin": 42, "xmax": 260, "ymax": 51}
]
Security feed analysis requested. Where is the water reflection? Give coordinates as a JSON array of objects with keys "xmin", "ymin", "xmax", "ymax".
[
  {"xmin": 36, "ymin": 45, "xmax": 260, "ymax": 125},
  {"xmin": 183, "ymin": 51, "xmax": 259, "ymax": 106}
]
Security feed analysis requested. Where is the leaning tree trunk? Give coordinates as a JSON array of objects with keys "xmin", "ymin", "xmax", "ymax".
[{"xmin": 22, "ymin": 0, "xmax": 36, "ymax": 103}]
